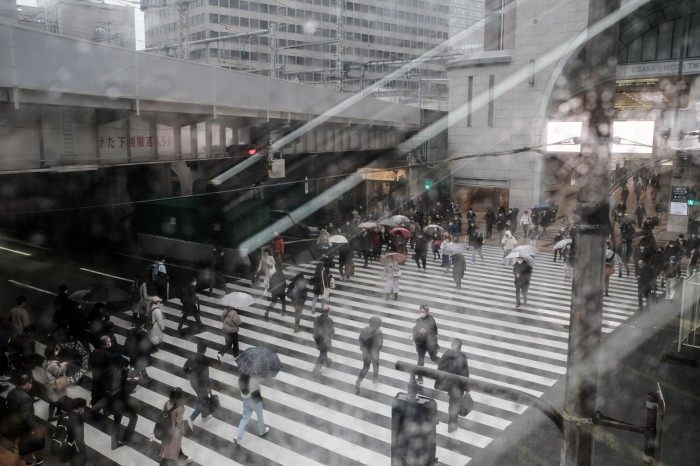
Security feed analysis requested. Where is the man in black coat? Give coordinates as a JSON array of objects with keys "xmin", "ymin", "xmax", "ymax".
[
  {"xmin": 184, "ymin": 342, "xmax": 212, "ymax": 429},
  {"xmin": 636, "ymin": 260, "xmax": 656, "ymax": 311},
  {"xmin": 124, "ymin": 317, "xmax": 152, "ymax": 383},
  {"xmin": 312, "ymin": 305, "xmax": 335, "ymax": 378},
  {"xmin": 7, "ymin": 373, "xmax": 43, "ymax": 466},
  {"xmin": 287, "ymin": 273, "xmax": 308, "ymax": 333},
  {"xmin": 89, "ymin": 335, "xmax": 115, "ymax": 407},
  {"xmin": 355, "ymin": 316, "xmax": 383, "ymax": 394},
  {"xmin": 484, "ymin": 210, "xmax": 495, "ymax": 239},
  {"xmin": 178, "ymin": 276, "xmax": 203, "ymax": 335},
  {"xmin": 435, "ymin": 339, "xmax": 471, "ymax": 433},
  {"xmin": 66, "ymin": 397, "xmax": 88, "ymax": 466},
  {"xmin": 512, "ymin": 257, "xmax": 532, "ymax": 307},
  {"xmin": 414, "ymin": 231, "xmax": 429, "ymax": 270},
  {"xmin": 412, "ymin": 305, "xmax": 440, "ymax": 385},
  {"xmin": 265, "ymin": 269, "xmax": 287, "ymax": 320}
]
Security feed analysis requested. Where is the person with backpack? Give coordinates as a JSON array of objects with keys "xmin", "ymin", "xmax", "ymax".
[
  {"xmin": 183, "ymin": 342, "xmax": 212, "ymax": 430},
  {"xmin": 312, "ymin": 305, "xmax": 335, "ymax": 378},
  {"xmin": 217, "ymin": 307, "xmax": 241, "ymax": 363},
  {"xmin": 355, "ymin": 316, "xmax": 383, "ymax": 394},
  {"xmin": 265, "ymin": 269, "xmax": 287, "ymax": 320},
  {"xmin": 435, "ymin": 338, "xmax": 471, "ymax": 433},
  {"xmin": 65, "ymin": 397, "xmax": 87, "ymax": 466},
  {"xmin": 177, "ymin": 277, "xmax": 203, "ymax": 335},
  {"xmin": 287, "ymin": 272, "xmax": 308, "ymax": 333},
  {"xmin": 157, "ymin": 387, "xmax": 193, "ymax": 465},
  {"xmin": 147, "ymin": 296, "xmax": 165, "ymax": 352}
]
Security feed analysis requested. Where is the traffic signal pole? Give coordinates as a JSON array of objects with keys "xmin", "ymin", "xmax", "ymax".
[{"xmin": 561, "ymin": 0, "xmax": 620, "ymax": 465}]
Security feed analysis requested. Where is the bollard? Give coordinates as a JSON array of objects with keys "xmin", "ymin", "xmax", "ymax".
[{"xmin": 643, "ymin": 392, "xmax": 659, "ymax": 464}]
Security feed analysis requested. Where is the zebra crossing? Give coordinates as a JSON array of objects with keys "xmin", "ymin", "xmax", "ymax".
[{"xmin": 7, "ymin": 244, "xmax": 642, "ymax": 465}]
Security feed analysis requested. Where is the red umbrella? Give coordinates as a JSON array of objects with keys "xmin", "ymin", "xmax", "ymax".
[{"xmin": 390, "ymin": 227, "xmax": 412, "ymax": 238}]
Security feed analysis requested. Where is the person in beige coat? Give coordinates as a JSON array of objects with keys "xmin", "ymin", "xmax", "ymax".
[
  {"xmin": 147, "ymin": 296, "xmax": 166, "ymax": 351},
  {"xmin": 7, "ymin": 297, "xmax": 31, "ymax": 337},
  {"xmin": 158, "ymin": 387, "xmax": 193, "ymax": 465}
]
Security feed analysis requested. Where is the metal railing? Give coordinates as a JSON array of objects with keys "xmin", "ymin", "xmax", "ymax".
[{"xmin": 678, "ymin": 271, "xmax": 700, "ymax": 351}]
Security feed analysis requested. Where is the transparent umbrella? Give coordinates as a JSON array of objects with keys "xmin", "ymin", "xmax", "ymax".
[{"xmin": 505, "ymin": 250, "xmax": 536, "ymax": 267}]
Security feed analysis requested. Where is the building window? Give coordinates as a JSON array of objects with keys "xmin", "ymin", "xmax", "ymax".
[{"xmin": 488, "ymin": 75, "xmax": 495, "ymax": 128}]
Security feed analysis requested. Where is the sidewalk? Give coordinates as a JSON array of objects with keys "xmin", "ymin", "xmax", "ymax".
[{"xmin": 468, "ymin": 298, "xmax": 700, "ymax": 466}]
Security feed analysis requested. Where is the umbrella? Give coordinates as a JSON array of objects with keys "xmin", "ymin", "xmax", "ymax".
[
  {"xmin": 358, "ymin": 221, "xmax": 377, "ymax": 229},
  {"xmin": 423, "ymin": 224, "xmax": 444, "ymax": 235},
  {"xmin": 84, "ymin": 286, "xmax": 131, "ymax": 303},
  {"xmin": 380, "ymin": 252, "xmax": 407, "ymax": 264},
  {"xmin": 221, "ymin": 292, "xmax": 255, "ymax": 308},
  {"xmin": 553, "ymin": 238, "xmax": 573, "ymax": 250},
  {"xmin": 236, "ymin": 347, "xmax": 282, "ymax": 379},
  {"xmin": 390, "ymin": 227, "xmax": 412, "ymax": 238},
  {"xmin": 390, "ymin": 215, "xmax": 410, "ymax": 224},
  {"xmin": 68, "ymin": 290, "xmax": 91, "ymax": 302},
  {"xmin": 512, "ymin": 245, "xmax": 539, "ymax": 256},
  {"xmin": 378, "ymin": 218, "xmax": 398, "ymax": 227},
  {"xmin": 57, "ymin": 340, "xmax": 89, "ymax": 384},
  {"xmin": 441, "ymin": 242, "xmax": 465, "ymax": 256},
  {"xmin": 328, "ymin": 234, "xmax": 348, "ymax": 244},
  {"xmin": 505, "ymin": 250, "xmax": 536, "ymax": 267}
]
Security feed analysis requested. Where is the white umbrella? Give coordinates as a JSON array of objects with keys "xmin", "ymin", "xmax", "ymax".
[
  {"xmin": 221, "ymin": 292, "xmax": 255, "ymax": 308},
  {"xmin": 328, "ymin": 234, "xmax": 348, "ymax": 244},
  {"xmin": 423, "ymin": 224, "xmax": 444, "ymax": 235},
  {"xmin": 512, "ymin": 245, "xmax": 539, "ymax": 256},
  {"xmin": 442, "ymin": 242, "xmax": 465, "ymax": 256},
  {"xmin": 553, "ymin": 238, "xmax": 573, "ymax": 250},
  {"xmin": 358, "ymin": 221, "xmax": 377, "ymax": 229},
  {"xmin": 390, "ymin": 215, "xmax": 410, "ymax": 225},
  {"xmin": 505, "ymin": 250, "xmax": 536, "ymax": 267}
]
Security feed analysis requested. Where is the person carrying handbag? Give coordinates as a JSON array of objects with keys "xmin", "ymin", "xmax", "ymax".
[
  {"xmin": 43, "ymin": 346, "xmax": 70, "ymax": 422},
  {"xmin": 435, "ymin": 339, "xmax": 471, "ymax": 433},
  {"xmin": 233, "ymin": 374, "xmax": 269, "ymax": 444}
]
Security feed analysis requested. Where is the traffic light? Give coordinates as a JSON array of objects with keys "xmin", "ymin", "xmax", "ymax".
[
  {"xmin": 225, "ymin": 144, "xmax": 260, "ymax": 157},
  {"xmin": 247, "ymin": 146, "xmax": 258, "ymax": 156},
  {"xmin": 424, "ymin": 179, "xmax": 433, "ymax": 190},
  {"xmin": 689, "ymin": 190, "xmax": 697, "ymax": 206}
]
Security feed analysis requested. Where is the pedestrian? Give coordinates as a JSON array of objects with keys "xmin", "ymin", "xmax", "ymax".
[
  {"xmin": 157, "ymin": 387, "xmax": 193, "ymax": 465},
  {"xmin": 360, "ymin": 228, "xmax": 372, "ymax": 267},
  {"xmin": 512, "ymin": 256, "xmax": 532, "ymax": 307},
  {"xmin": 89, "ymin": 335, "xmax": 115, "ymax": 407},
  {"xmin": 617, "ymin": 238, "xmax": 632, "ymax": 277},
  {"xmin": 52, "ymin": 285, "xmax": 71, "ymax": 331},
  {"xmin": 338, "ymin": 242, "xmax": 353, "ymax": 280},
  {"xmin": 6, "ymin": 297, "xmax": 31, "ymax": 338},
  {"xmin": 520, "ymin": 210, "xmax": 532, "ymax": 239},
  {"xmin": 431, "ymin": 233, "xmax": 442, "ymax": 261},
  {"xmin": 7, "ymin": 373, "xmax": 45, "ymax": 466},
  {"xmin": 636, "ymin": 259, "xmax": 656, "ymax": 311},
  {"xmin": 414, "ymin": 230, "xmax": 429, "ymax": 270},
  {"xmin": 233, "ymin": 374, "xmax": 270, "ymax": 444},
  {"xmin": 355, "ymin": 316, "xmax": 383, "ymax": 394},
  {"xmin": 440, "ymin": 236, "xmax": 454, "ymax": 272},
  {"xmin": 43, "ymin": 345, "xmax": 69, "ymax": 421},
  {"xmin": 484, "ymin": 209, "xmax": 495, "ymax": 239},
  {"xmin": 621, "ymin": 184, "xmax": 629, "ymax": 205},
  {"xmin": 501, "ymin": 230, "xmax": 517, "ymax": 261},
  {"xmin": 434, "ymin": 338, "xmax": 471, "ymax": 433},
  {"xmin": 562, "ymin": 243, "xmax": 574, "ymax": 279},
  {"xmin": 108, "ymin": 358, "xmax": 139, "ymax": 449},
  {"xmin": 130, "ymin": 275, "xmax": 148, "ymax": 323},
  {"xmin": 604, "ymin": 243, "xmax": 616, "ymax": 297},
  {"xmin": 383, "ymin": 253, "xmax": 401, "ymax": 300},
  {"xmin": 66, "ymin": 397, "xmax": 88, "ymax": 466},
  {"xmin": 147, "ymin": 296, "xmax": 165, "ymax": 352},
  {"xmin": 86, "ymin": 302, "xmax": 109, "ymax": 350},
  {"xmin": 153, "ymin": 257, "xmax": 169, "ymax": 301},
  {"xmin": 177, "ymin": 276, "xmax": 203, "ymax": 335},
  {"xmin": 217, "ymin": 306, "xmax": 241, "ymax": 362},
  {"xmin": 184, "ymin": 342, "xmax": 212, "ymax": 430},
  {"xmin": 124, "ymin": 316, "xmax": 152, "ymax": 383},
  {"xmin": 208, "ymin": 247, "xmax": 226, "ymax": 296},
  {"xmin": 310, "ymin": 258, "xmax": 333, "ymax": 313},
  {"xmin": 265, "ymin": 269, "xmax": 287, "ymax": 320},
  {"xmin": 470, "ymin": 226, "xmax": 484, "ymax": 264},
  {"xmin": 634, "ymin": 204, "xmax": 646, "ymax": 228},
  {"xmin": 663, "ymin": 256, "xmax": 681, "ymax": 301},
  {"xmin": 452, "ymin": 253, "xmax": 466, "ymax": 289},
  {"xmin": 312, "ymin": 305, "xmax": 335, "ymax": 378},
  {"xmin": 271, "ymin": 232, "xmax": 285, "ymax": 268},
  {"xmin": 286, "ymin": 272, "xmax": 308, "ymax": 333},
  {"xmin": 256, "ymin": 249, "xmax": 276, "ymax": 294},
  {"xmin": 412, "ymin": 305, "xmax": 440, "ymax": 385}
]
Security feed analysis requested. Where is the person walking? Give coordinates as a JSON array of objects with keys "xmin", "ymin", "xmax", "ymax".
[
  {"xmin": 256, "ymin": 249, "xmax": 276, "ymax": 294},
  {"xmin": 184, "ymin": 342, "xmax": 212, "ymax": 429},
  {"xmin": 634, "ymin": 204, "xmax": 647, "ymax": 228},
  {"xmin": 512, "ymin": 256, "xmax": 532, "ymax": 307},
  {"xmin": 310, "ymin": 258, "xmax": 333, "ymax": 313},
  {"xmin": 470, "ymin": 227, "xmax": 484, "ymax": 264},
  {"xmin": 412, "ymin": 305, "xmax": 440, "ymax": 385},
  {"xmin": 153, "ymin": 257, "xmax": 169, "ymax": 301},
  {"xmin": 7, "ymin": 373, "xmax": 45, "ymax": 466},
  {"xmin": 265, "ymin": 269, "xmax": 287, "ymax": 320},
  {"xmin": 271, "ymin": 233, "xmax": 285, "ymax": 268},
  {"xmin": 157, "ymin": 387, "xmax": 193, "ymax": 465},
  {"xmin": 287, "ymin": 272, "xmax": 308, "ymax": 333},
  {"xmin": 233, "ymin": 374, "xmax": 270, "ymax": 444},
  {"xmin": 177, "ymin": 277, "xmax": 203, "ymax": 335},
  {"xmin": 66, "ymin": 398, "xmax": 88, "ymax": 466},
  {"xmin": 7, "ymin": 297, "xmax": 31, "ymax": 337},
  {"xmin": 636, "ymin": 259, "xmax": 656, "ymax": 311},
  {"xmin": 312, "ymin": 305, "xmax": 335, "ymax": 378},
  {"xmin": 604, "ymin": 243, "xmax": 616, "ymax": 297},
  {"xmin": 355, "ymin": 316, "xmax": 383, "ymax": 394},
  {"xmin": 439, "ymin": 236, "xmax": 454, "ymax": 273},
  {"xmin": 217, "ymin": 306, "xmax": 241, "ymax": 362},
  {"xmin": 43, "ymin": 345, "xmax": 69, "ymax": 421},
  {"xmin": 414, "ymin": 231, "xmax": 429, "ymax": 270},
  {"xmin": 435, "ymin": 338, "xmax": 471, "ymax": 433},
  {"xmin": 520, "ymin": 210, "xmax": 532, "ymax": 239},
  {"xmin": 89, "ymin": 335, "xmax": 116, "ymax": 407},
  {"xmin": 208, "ymin": 247, "xmax": 226, "ymax": 296},
  {"xmin": 109, "ymin": 358, "xmax": 139, "ymax": 449},
  {"xmin": 452, "ymin": 253, "xmax": 466, "ymax": 289},
  {"xmin": 484, "ymin": 210, "xmax": 495, "ymax": 240},
  {"xmin": 663, "ymin": 256, "xmax": 681, "ymax": 301},
  {"xmin": 616, "ymin": 238, "xmax": 632, "ymax": 277},
  {"xmin": 562, "ymin": 243, "xmax": 574, "ymax": 279},
  {"xmin": 147, "ymin": 296, "xmax": 165, "ymax": 352},
  {"xmin": 131, "ymin": 276, "xmax": 148, "ymax": 323},
  {"xmin": 383, "ymin": 253, "xmax": 401, "ymax": 300},
  {"xmin": 124, "ymin": 317, "xmax": 152, "ymax": 384},
  {"xmin": 501, "ymin": 230, "xmax": 517, "ymax": 261}
]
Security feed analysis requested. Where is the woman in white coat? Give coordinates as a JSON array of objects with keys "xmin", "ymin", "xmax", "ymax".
[{"xmin": 147, "ymin": 296, "xmax": 165, "ymax": 352}]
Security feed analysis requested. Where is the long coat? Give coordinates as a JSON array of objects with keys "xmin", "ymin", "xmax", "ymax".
[
  {"xmin": 434, "ymin": 349, "xmax": 470, "ymax": 395},
  {"xmin": 159, "ymin": 401, "xmax": 185, "ymax": 461},
  {"xmin": 148, "ymin": 305, "xmax": 165, "ymax": 346},
  {"xmin": 383, "ymin": 258, "xmax": 401, "ymax": 294},
  {"xmin": 513, "ymin": 261, "xmax": 533, "ymax": 288},
  {"xmin": 452, "ymin": 254, "xmax": 466, "ymax": 283},
  {"xmin": 43, "ymin": 358, "xmax": 68, "ymax": 402},
  {"xmin": 413, "ymin": 314, "xmax": 439, "ymax": 352},
  {"xmin": 313, "ymin": 313, "xmax": 335, "ymax": 352}
]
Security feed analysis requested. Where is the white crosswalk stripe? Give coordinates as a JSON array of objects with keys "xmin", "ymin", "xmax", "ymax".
[{"xmin": 8, "ymin": 244, "xmax": 643, "ymax": 465}]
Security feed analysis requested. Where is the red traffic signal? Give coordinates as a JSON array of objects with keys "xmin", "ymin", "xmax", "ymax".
[{"xmin": 247, "ymin": 147, "xmax": 258, "ymax": 156}]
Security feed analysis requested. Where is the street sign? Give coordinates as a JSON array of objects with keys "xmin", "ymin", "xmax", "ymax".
[{"xmin": 670, "ymin": 187, "xmax": 690, "ymax": 215}]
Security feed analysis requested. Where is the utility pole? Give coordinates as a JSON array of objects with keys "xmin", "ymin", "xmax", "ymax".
[
  {"xmin": 561, "ymin": 0, "xmax": 620, "ymax": 465},
  {"xmin": 269, "ymin": 22, "xmax": 277, "ymax": 79},
  {"xmin": 335, "ymin": 0, "xmax": 345, "ymax": 92}
]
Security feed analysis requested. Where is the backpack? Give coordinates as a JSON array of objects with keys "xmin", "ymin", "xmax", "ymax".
[
  {"xmin": 153, "ymin": 404, "xmax": 177, "ymax": 441},
  {"xmin": 50, "ymin": 414, "xmax": 77, "ymax": 461},
  {"xmin": 358, "ymin": 327, "xmax": 374, "ymax": 349}
]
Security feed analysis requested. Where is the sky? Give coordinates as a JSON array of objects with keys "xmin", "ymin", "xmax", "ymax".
[{"xmin": 17, "ymin": 0, "xmax": 146, "ymax": 49}]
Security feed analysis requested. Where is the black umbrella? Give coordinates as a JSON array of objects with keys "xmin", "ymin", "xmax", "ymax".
[
  {"xmin": 84, "ymin": 286, "xmax": 131, "ymax": 303},
  {"xmin": 236, "ymin": 347, "xmax": 282, "ymax": 379}
]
